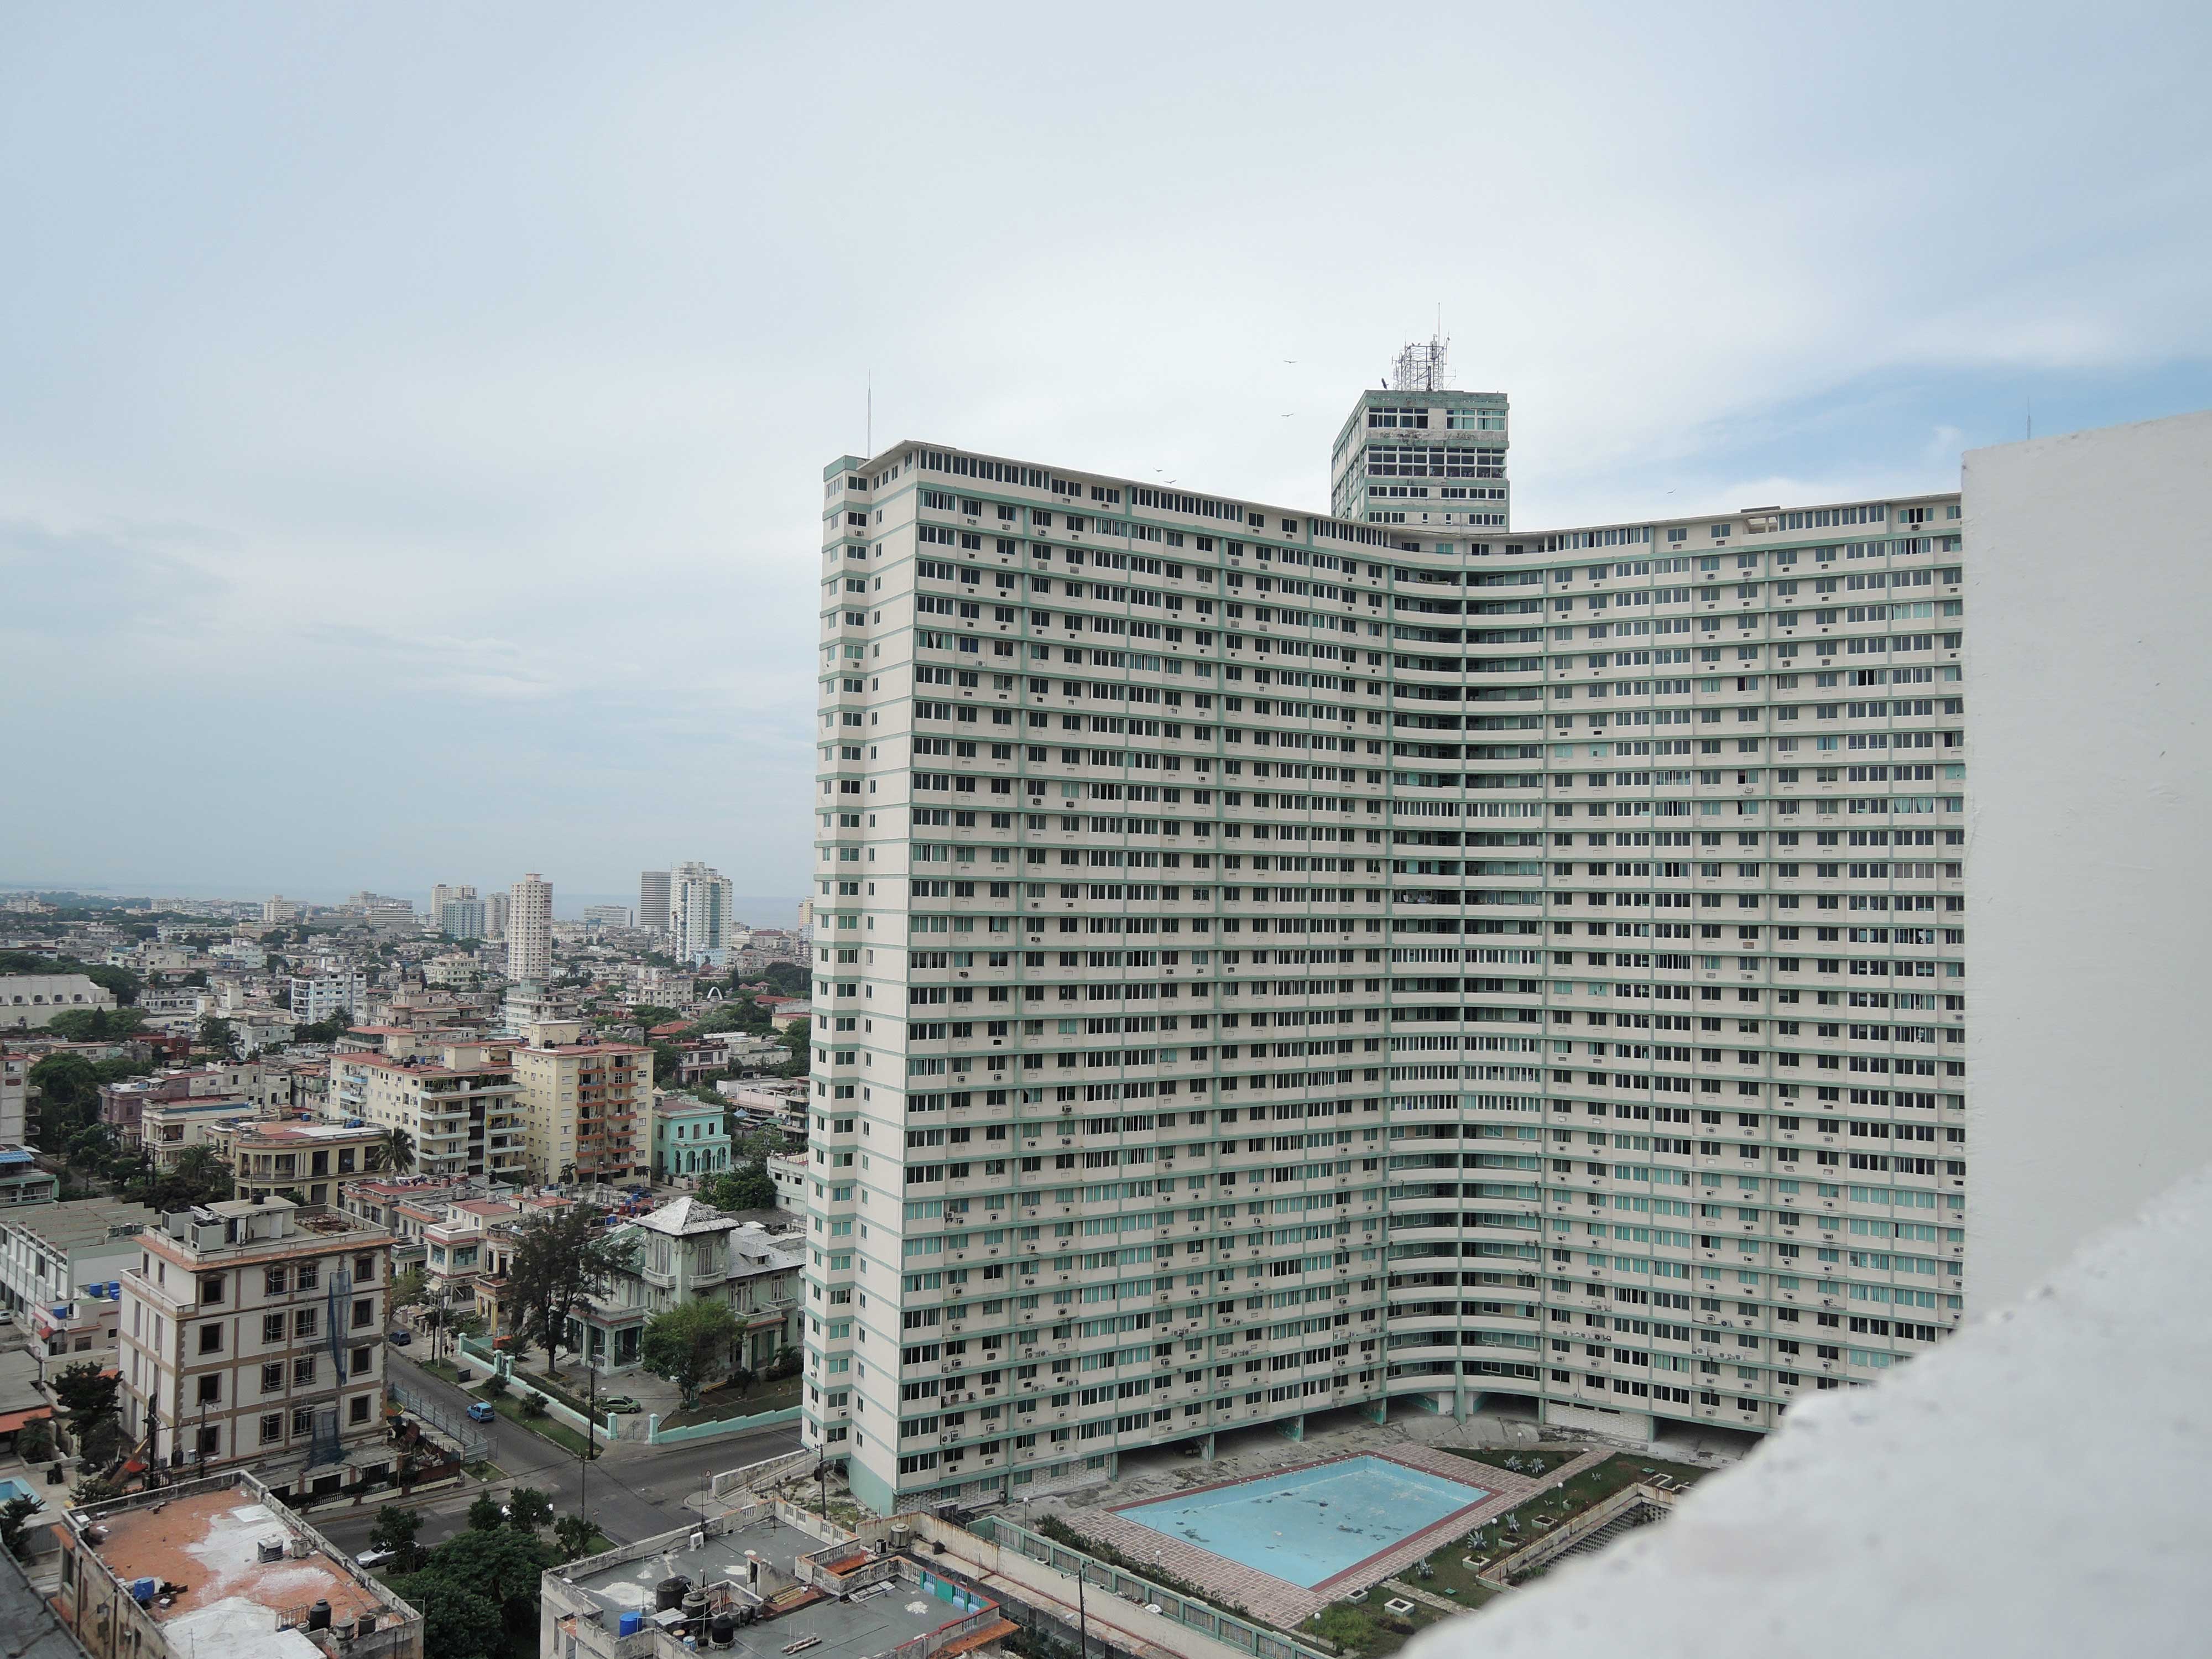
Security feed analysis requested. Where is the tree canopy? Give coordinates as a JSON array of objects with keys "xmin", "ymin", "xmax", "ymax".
[
  {"xmin": 41, "ymin": 1006, "xmax": 149, "ymax": 1041},
  {"xmin": 639, "ymin": 1297, "xmax": 739, "ymax": 1408},
  {"xmin": 506, "ymin": 1206, "xmax": 634, "ymax": 1375}
]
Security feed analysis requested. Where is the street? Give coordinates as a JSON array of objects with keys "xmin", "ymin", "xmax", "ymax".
[{"xmin": 307, "ymin": 1352, "xmax": 804, "ymax": 1558}]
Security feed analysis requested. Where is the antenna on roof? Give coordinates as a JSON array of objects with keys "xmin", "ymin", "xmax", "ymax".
[{"xmin": 1389, "ymin": 328, "xmax": 1452, "ymax": 393}]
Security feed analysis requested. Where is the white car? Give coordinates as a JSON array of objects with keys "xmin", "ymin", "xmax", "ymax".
[{"xmin": 356, "ymin": 1548, "xmax": 397, "ymax": 1571}]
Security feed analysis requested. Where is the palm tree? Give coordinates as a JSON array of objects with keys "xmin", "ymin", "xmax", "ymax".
[{"xmin": 368, "ymin": 1127, "xmax": 414, "ymax": 1176}]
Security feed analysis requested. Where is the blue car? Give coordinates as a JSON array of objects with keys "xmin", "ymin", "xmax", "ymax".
[{"xmin": 467, "ymin": 1402, "xmax": 496, "ymax": 1423}]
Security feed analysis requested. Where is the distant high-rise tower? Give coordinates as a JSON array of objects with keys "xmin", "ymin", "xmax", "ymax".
[
  {"xmin": 668, "ymin": 861, "xmax": 734, "ymax": 963},
  {"xmin": 506, "ymin": 874, "xmax": 552, "ymax": 982},
  {"xmin": 1328, "ymin": 333, "xmax": 1510, "ymax": 530},
  {"xmin": 639, "ymin": 870, "xmax": 672, "ymax": 935},
  {"xmin": 487, "ymin": 891, "xmax": 510, "ymax": 938}
]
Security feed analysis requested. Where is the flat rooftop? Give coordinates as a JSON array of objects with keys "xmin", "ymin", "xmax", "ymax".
[
  {"xmin": 2, "ymin": 1196, "xmax": 158, "ymax": 1251},
  {"xmin": 569, "ymin": 1515, "xmax": 821, "ymax": 1623},
  {"xmin": 568, "ymin": 1517, "xmax": 959, "ymax": 1659},
  {"xmin": 81, "ymin": 1489, "xmax": 388, "ymax": 1659}
]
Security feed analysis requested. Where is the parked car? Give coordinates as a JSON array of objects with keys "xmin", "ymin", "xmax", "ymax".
[
  {"xmin": 601, "ymin": 1396, "xmax": 643, "ymax": 1415},
  {"xmin": 466, "ymin": 1401, "xmax": 496, "ymax": 1423},
  {"xmin": 356, "ymin": 1548, "xmax": 395, "ymax": 1571},
  {"xmin": 386, "ymin": 1329, "xmax": 412, "ymax": 1346}
]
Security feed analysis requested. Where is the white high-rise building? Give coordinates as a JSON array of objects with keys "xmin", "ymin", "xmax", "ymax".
[
  {"xmin": 804, "ymin": 389, "xmax": 1971, "ymax": 1515},
  {"xmin": 640, "ymin": 869, "xmax": 672, "ymax": 935},
  {"xmin": 507, "ymin": 874, "xmax": 552, "ymax": 982},
  {"xmin": 669, "ymin": 860, "xmax": 735, "ymax": 963}
]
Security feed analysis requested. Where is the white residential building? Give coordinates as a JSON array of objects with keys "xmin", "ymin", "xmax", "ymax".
[
  {"xmin": 507, "ymin": 873, "xmax": 552, "ymax": 982},
  {"xmin": 288, "ymin": 969, "xmax": 367, "ymax": 1024},
  {"xmin": 640, "ymin": 869, "xmax": 672, "ymax": 935},
  {"xmin": 804, "ymin": 392, "xmax": 1970, "ymax": 1514},
  {"xmin": 116, "ymin": 1197, "xmax": 394, "ymax": 1498},
  {"xmin": 669, "ymin": 860, "xmax": 735, "ymax": 964},
  {"xmin": 0, "ymin": 973, "xmax": 116, "ymax": 1030}
]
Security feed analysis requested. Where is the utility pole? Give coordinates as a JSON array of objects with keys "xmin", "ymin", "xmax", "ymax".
[
  {"xmin": 581, "ymin": 1346, "xmax": 597, "ymax": 1519},
  {"xmin": 1076, "ymin": 1566, "xmax": 1089, "ymax": 1659}
]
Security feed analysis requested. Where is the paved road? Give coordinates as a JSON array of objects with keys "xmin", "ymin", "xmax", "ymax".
[{"xmin": 308, "ymin": 1353, "xmax": 804, "ymax": 1558}]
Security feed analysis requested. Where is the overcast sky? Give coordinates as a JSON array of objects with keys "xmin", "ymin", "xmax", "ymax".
[{"xmin": 3, "ymin": 1, "xmax": 2208, "ymax": 905}]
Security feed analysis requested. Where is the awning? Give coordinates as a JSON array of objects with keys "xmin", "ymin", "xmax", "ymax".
[{"xmin": 0, "ymin": 1408, "xmax": 53, "ymax": 1433}]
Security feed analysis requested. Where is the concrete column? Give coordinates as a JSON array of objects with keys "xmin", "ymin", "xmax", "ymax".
[{"xmin": 1280, "ymin": 1414, "xmax": 1306, "ymax": 1442}]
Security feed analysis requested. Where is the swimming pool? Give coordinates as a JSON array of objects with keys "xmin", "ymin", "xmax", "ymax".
[
  {"xmin": 1113, "ymin": 1456, "xmax": 1489, "ymax": 1588},
  {"xmin": 0, "ymin": 1477, "xmax": 41, "ymax": 1506}
]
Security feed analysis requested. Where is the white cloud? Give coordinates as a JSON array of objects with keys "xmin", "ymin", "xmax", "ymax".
[{"xmin": 0, "ymin": 0, "xmax": 2207, "ymax": 891}]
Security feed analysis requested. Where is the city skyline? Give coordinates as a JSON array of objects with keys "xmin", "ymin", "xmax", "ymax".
[{"xmin": 4, "ymin": 3, "xmax": 2209, "ymax": 897}]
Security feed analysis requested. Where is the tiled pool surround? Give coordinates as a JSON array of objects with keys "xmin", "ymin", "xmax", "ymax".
[{"xmin": 1070, "ymin": 1443, "xmax": 1615, "ymax": 1629}]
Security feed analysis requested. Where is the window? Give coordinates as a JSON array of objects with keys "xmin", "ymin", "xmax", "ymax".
[
  {"xmin": 196, "ymin": 1374, "xmax": 221, "ymax": 1405},
  {"xmin": 262, "ymin": 1363, "xmax": 283, "ymax": 1394},
  {"xmin": 352, "ymin": 1298, "xmax": 374, "ymax": 1329},
  {"xmin": 349, "ymin": 1395, "xmax": 372, "ymax": 1424},
  {"xmin": 196, "ymin": 1425, "xmax": 221, "ymax": 1458},
  {"xmin": 295, "ymin": 1308, "xmax": 319, "ymax": 1339},
  {"xmin": 199, "ymin": 1274, "xmax": 225, "ymax": 1305},
  {"xmin": 263, "ymin": 1313, "xmax": 285, "ymax": 1344},
  {"xmin": 297, "ymin": 1262, "xmax": 320, "ymax": 1291},
  {"xmin": 291, "ymin": 1406, "xmax": 314, "ymax": 1435},
  {"xmin": 198, "ymin": 1324, "xmax": 223, "ymax": 1355},
  {"xmin": 264, "ymin": 1267, "xmax": 289, "ymax": 1296},
  {"xmin": 259, "ymin": 1413, "xmax": 283, "ymax": 1445},
  {"xmin": 293, "ymin": 1356, "xmax": 316, "ymax": 1385}
]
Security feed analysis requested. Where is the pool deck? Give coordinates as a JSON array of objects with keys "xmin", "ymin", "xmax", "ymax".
[{"xmin": 1068, "ymin": 1443, "xmax": 1613, "ymax": 1629}]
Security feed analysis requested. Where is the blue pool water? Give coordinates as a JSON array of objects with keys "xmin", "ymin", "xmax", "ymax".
[
  {"xmin": 0, "ymin": 1478, "xmax": 39, "ymax": 1505},
  {"xmin": 1115, "ymin": 1457, "xmax": 1488, "ymax": 1588}
]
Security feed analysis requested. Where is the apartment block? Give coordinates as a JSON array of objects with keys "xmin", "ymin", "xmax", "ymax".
[
  {"xmin": 805, "ymin": 404, "xmax": 1968, "ymax": 1514},
  {"xmin": 288, "ymin": 969, "xmax": 366, "ymax": 1024},
  {"xmin": 117, "ymin": 1197, "xmax": 394, "ymax": 1499},
  {"xmin": 1330, "ymin": 382, "xmax": 1510, "ymax": 528},
  {"xmin": 330, "ymin": 1040, "xmax": 527, "ymax": 1183},
  {"xmin": 507, "ymin": 873, "xmax": 552, "ymax": 982},
  {"xmin": 670, "ymin": 859, "xmax": 736, "ymax": 963},
  {"xmin": 511, "ymin": 1020, "xmax": 650, "ymax": 1184},
  {"xmin": 217, "ymin": 1119, "xmax": 390, "ymax": 1207},
  {"xmin": 640, "ymin": 868, "xmax": 672, "ymax": 934},
  {"xmin": 53, "ymin": 1469, "xmax": 424, "ymax": 1659},
  {"xmin": 1, "ymin": 1048, "xmax": 25, "ymax": 1143}
]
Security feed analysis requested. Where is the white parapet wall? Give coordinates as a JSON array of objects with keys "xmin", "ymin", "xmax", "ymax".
[
  {"xmin": 1404, "ymin": 1161, "xmax": 2212, "ymax": 1659},
  {"xmin": 1964, "ymin": 409, "xmax": 2212, "ymax": 1308}
]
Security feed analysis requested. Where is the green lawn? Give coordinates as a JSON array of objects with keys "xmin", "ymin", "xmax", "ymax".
[
  {"xmin": 1418, "ymin": 1452, "xmax": 1708, "ymax": 1592},
  {"xmin": 1303, "ymin": 1596, "xmax": 1457, "ymax": 1657},
  {"xmin": 516, "ymin": 1371, "xmax": 601, "ymax": 1416},
  {"xmin": 660, "ymin": 1372, "xmax": 802, "ymax": 1428},
  {"xmin": 488, "ymin": 1394, "xmax": 602, "ymax": 1458}
]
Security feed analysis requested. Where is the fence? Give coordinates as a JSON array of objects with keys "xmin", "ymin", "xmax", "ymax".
[
  {"xmin": 647, "ymin": 1404, "xmax": 801, "ymax": 1445},
  {"xmin": 708, "ymin": 1447, "xmax": 815, "ymax": 1499},
  {"xmin": 970, "ymin": 1515, "xmax": 1337, "ymax": 1659},
  {"xmin": 448, "ymin": 1336, "xmax": 620, "ymax": 1442},
  {"xmin": 385, "ymin": 1380, "xmax": 488, "ymax": 1464}
]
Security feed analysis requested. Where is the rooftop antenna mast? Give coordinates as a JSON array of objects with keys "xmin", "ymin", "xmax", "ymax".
[{"xmin": 1389, "ymin": 326, "xmax": 1453, "ymax": 393}]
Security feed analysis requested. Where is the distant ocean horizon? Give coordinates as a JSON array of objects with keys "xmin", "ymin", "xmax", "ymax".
[{"xmin": 0, "ymin": 882, "xmax": 808, "ymax": 932}]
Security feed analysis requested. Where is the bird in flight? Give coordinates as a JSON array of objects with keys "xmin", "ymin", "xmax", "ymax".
[
  {"xmin": 1281, "ymin": 413, "xmax": 1296, "ymax": 418},
  {"xmin": 1282, "ymin": 359, "xmax": 1297, "ymax": 364}
]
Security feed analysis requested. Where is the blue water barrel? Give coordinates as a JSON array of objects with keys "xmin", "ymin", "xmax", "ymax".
[{"xmin": 618, "ymin": 1612, "xmax": 644, "ymax": 1636}]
